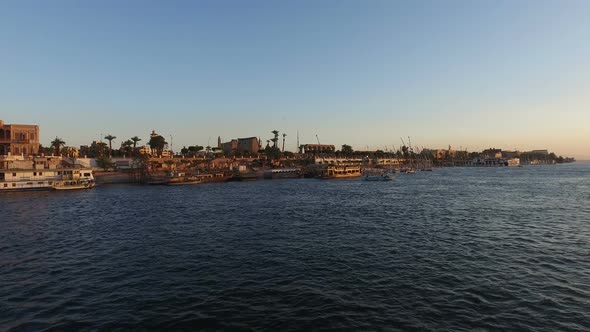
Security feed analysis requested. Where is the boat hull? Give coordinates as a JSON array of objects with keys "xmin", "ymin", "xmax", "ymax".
[{"xmin": 52, "ymin": 180, "xmax": 95, "ymax": 190}]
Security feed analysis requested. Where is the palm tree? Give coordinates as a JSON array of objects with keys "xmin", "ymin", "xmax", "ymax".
[
  {"xmin": 271, "ymin": 130, "xmax": 279, "ymax": 148},
  {"xmin": 131, "ymin": 136, "xmax": 141, "ymax": 150},
  {"xmin": 121, "ymin": 139, "xmax": 133, "ymax": 157},
  {"xmin": 104, "ymin": 134, "xmax": 116, "ymax": 157},
  {"xmin": 148, "ymin": 135, "xmax": 168, "ymax": 157},
  {"xmin": 51, "ymin": 137, "xmax": 65, "ymax": 156}
]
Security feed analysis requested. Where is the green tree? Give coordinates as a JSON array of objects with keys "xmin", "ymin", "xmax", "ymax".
[
  {"xmin": 104, "ymin": 134, "xmax": 116, "ymax": 157},
  {"xmin": 121, "ymin": 139, "xmax": 133, "ymax": 156},
  {"xmin": 39, "ymin": 144, "xmax": 52, "ymax": 156},
  {"xmin": 188, "ymin": 145, "xmax": 204, "ymax": 156},
  {"xmin": 181, "ymin": 146, "xmax": 189, "ymax": 156},
  {"xmin": 88, "ymin": 141, "xmax": 109, "ymax": 158},
  {"xmin": 148, "ymin": 135, "xmax": 168, "ymax": 157},
  {"xmin": 341, "ymin": 144, "xmax": 353, "ymax": 156},
  {"xmin": 96, "ymin": 155, "xmax": 116, "ymax": 171},
  {"xmin": 51, "ymin": 137, "xmax": 66, "ymax": 156},
  {"xmin": 401, "ymin": 145, "xmax": 409, "ymax": 158}
]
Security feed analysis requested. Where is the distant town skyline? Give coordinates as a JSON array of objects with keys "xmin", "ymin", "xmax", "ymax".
[{"xmin": 2, "ymin": 1, "xmax": 589, "ymax": 159}]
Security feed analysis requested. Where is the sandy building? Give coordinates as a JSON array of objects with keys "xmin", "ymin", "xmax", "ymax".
[{"xmin": 0, "ymin": 120, "xmax": 40, "ymax": 156}]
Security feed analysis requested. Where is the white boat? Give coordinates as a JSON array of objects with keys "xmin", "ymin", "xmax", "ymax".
[
  {"xmin": 0, "ymin": 155, "xmax": 95, "ymax": 192},
  {"xmin": 1, "ymin": 168, "xmax": 95, "ymax": 191}
]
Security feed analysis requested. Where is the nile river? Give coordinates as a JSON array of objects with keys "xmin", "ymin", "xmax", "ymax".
[{"xmin": 1, "ymin": 163, "xmax": 590, "ymax": 331}]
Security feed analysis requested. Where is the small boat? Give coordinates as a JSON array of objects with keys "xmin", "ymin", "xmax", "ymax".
[{"xmin": 364, "ymin": 173, "xmax": 394, "ymax": 181}]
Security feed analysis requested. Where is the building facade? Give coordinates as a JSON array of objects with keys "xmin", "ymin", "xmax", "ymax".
[
  {"xmin": 0, "ymin": 120, "xmax": 40, "ymax": 156},
  {"xmin": 221, "ymin": 137, "xmax": 260, "ymax": 154},
  {"xmin": 299, "ymin": 144, "xmax": 336, "ymax": 154}
]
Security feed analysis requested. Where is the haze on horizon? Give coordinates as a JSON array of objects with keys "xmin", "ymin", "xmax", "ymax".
[{"xmin": 1, "ymin": 0, "xmax": 589, "ymax": 159}]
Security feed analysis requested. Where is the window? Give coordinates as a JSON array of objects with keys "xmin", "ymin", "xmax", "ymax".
[
  {"xmin": 3, "ymin": 184, "xmax": 7, "ymax": 188},
  {"xmin": 39, "ymin": 172, "xmax": 42, "ymax": 176},
  {"xmin": 34, "ymin": 172, "xmax": 37, "ymax": 176},
  {"xmin": 12, "ymin": 183, "xmax": 16, "ymax": 187},
  {"xmin": 12, "ymin": 173, "xmax": 16, "ymax": 176}
]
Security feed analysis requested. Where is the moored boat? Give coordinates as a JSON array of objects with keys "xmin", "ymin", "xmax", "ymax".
[
  {"xmin": 319, "ymin": 165, "xmax": 362, "ymax": 179},
  {"xmin": 53, "ymin": 178, "xmax": 96, "ymax": 190},
  {"xmin": 263, "ymin": 168, "xmax": 302, "ymax": 179},
  {"xmin": 197, "ymin": 172, "xmax": 233, "ymax": 183},
  {"xmin": 151, "ymin": 171, "xmax": 203, "ymax": 185},
  {"xmin": 1, "ymin": 156, "xmax": 95, "ymax": 192}
]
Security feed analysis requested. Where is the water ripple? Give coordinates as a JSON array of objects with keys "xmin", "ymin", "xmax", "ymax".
[{"xmin": 1, "ymin": 164, "xmax": 590, "ymax": 331}]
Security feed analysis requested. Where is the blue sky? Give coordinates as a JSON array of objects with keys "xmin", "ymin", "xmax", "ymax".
[{"xmin": 1, "ymin": 0, "xmax": 589, "ymax": 157}]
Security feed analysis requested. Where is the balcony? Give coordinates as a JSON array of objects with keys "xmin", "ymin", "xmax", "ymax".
[{"xmin": 0, "ymin": 139, "xmax": 35, "ymax": 144}]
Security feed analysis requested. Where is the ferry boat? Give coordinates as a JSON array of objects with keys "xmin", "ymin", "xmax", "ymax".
[
  {"xmin": 319, "ymin": 165, "xmax": 362, "ymax": 179},
  {"xmin": 0, "ymin": 156, "xmax": 95, "ymax": 192}
]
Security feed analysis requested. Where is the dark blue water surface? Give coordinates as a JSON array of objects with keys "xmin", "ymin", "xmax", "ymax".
[{"xmin": 1, "ymin": 163, "xmax": 590, "ymax": 331}]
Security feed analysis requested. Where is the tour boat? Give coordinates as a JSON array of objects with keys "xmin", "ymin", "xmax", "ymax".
[
  {"xmin": 319, "ymin": 165, "xmax": 362, "ymax": 179},
  {"xmin": 0, "ymin": 167, "xmax": 95, "ymax": 192}
]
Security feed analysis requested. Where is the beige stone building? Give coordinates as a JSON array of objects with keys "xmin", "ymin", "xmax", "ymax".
[
  {"xmin": 220, "ymin": 137, "xmax": 260, "ymax": 154},
  {"xmin": 0, "ymin": 120, "xmax": 40, "ymax": 156}
]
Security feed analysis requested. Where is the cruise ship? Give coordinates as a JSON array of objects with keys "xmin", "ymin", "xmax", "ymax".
[{"xmin": 0, "ymin": 155, "xmax": 95, "ymax": 192}]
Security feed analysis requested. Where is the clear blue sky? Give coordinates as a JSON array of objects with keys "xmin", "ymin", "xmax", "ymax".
[{"xmin": 1, "ymin": 0, "xmax": 589, "ymax": 158}]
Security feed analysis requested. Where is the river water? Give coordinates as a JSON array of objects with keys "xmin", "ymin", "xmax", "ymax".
[{"xmin": 1, "ymin": 163, "xmax": 590, "ymax": 331}]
